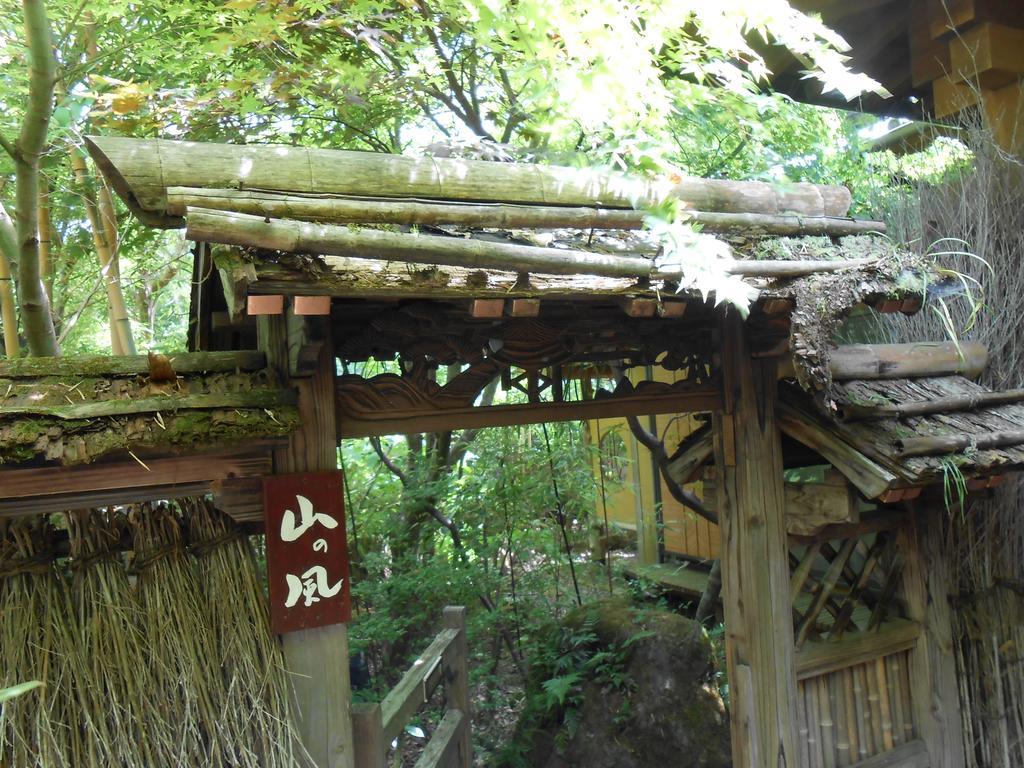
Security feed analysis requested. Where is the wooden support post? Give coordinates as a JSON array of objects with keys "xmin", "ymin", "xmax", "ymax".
[
  {"xmin": 898, "ymin": 507, "xmax": 966, "ymax": 768},
  {"xmin": 712, "ymin": 309, "xmax": 799, "ymax": 768},
  {"xmin": 442, "ymin": 606, "xmax": 472, "ymax": 768},
  {"xmin": 630, "ymin": 428, "xmax": 659, "ymax": 565},
  {"xmin": 260, "ymin": 313, "xmax": 355, "ymax": 768},
  {"xmin": 351, "ymin": 703, "xmax": 386, "ymax": 768}
]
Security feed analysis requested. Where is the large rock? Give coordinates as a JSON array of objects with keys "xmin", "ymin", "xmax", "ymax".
[{"xmin": 508, "ymin": 599, "xmax": 730, "ymax": 768}]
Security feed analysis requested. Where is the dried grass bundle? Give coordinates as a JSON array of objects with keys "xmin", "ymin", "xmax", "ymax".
[
  {"xmin": 875, "ymin": 116, "xmax": 1024, "ymax": 767},
  {"xmin": 185, "ymin": 497, "xmax": 313, "ymax": 768},
  {"xmin": 130, "ymin": 502, "xmax": 231, "ymax": 766},
  {"xmin": 66, "ymin": 509, "xmax": 163, "ymax": 767},
  {"xmin": 0, "ymin": 517, "xmax": 76, "ymax": 768}
]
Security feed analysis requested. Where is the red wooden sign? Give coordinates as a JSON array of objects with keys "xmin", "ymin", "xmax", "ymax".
[{"xmin": 263, "ymin": 471, "xmax": 351, "ymax": 633}]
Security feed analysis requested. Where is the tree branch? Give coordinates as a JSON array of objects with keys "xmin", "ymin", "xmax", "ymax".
[
  {"xmin": 0, "ymin": 131, "xmax": 17, "ymax": 161},
  {"xmin": 626, "ymin": 414, "xmax": 716, "ymax": 525}
]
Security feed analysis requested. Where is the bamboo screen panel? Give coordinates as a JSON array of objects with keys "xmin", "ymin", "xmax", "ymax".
[
  {"xmin": 797, "ymin": 650, "xmax": 916, "ymax": 767},
  {"xmin": 790, "ymin": 529, "xmax": 905, "ymax": 644}
]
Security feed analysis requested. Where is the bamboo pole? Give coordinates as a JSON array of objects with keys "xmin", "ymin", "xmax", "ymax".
[
  {"xmin": 852, "ymin": 663, "xmax": 873, "ymax": 759},
  {"xmin": 185, "ymin": 207, "xmax": 877, "ymax": 280},
  {"xmin": 895, "ymin": 429, "xmax": 1024, "ymax": 457},
  {"xmin": 875, "ymin": 658, "xmax": 895, "ymax": 751},
  {"xmin": 87, "ymin": 135, "xmax": 854, "ymax": 227},
  {"xmin": 0, "ymin": 242, "xmax": 19, "ymax": 358},
  {"xmin": 833, "ymin": 670, "xmax": 852, "ymax": 766},
  {"xmin": 785, "ymin": 341, "xmax": 990, "ymax": 382},
  {"xmin": 69, "ymin": 148, "xmax": 135, "ymax": 355},
  {"xmin": 37, "ymin": 179, "xmax": 52, "ymax": 302},
  {"xmin": 821, "ymin": 675, "xmax": 837, "ymax": 768},
  {"xmin": 165, "ymin": 186, "xmax": 885, "ymax": 236},
  {"xmin": 839, "ymin": 387, "xmax": 1024, "ymax": 421}
]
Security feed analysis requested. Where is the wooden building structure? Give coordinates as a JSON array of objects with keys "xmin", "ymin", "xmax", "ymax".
[
  {"xmin": 57, "ymin": 134, "xmax": 1024, "ymax": 768},
  {"xmin": 771, "ymin": 0, "xmax": 1024, "ymax": 153}
]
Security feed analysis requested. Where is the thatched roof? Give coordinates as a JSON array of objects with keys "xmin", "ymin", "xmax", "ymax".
[
  {"xmin": 0, "ymin": 352, "xmax": 297, "ymax": 466},
  {"xmin": 781, "ymin": 375, "xmax": 1024, "ymax": 499}
]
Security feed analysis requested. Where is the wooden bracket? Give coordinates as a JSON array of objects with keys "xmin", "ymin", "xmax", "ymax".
[{"xmin": 247, "ymin": 294, "xmax": 284, "ymax": 316}]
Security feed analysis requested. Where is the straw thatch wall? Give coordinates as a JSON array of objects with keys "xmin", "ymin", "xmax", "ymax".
[{"xmin": 877, "ymin": 126, "xmax": 1024, "ymax": 768}]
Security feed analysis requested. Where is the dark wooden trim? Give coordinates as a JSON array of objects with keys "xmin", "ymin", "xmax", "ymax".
[
  {"xmin": 0, "ymin": 449, "xmax": 275, "ymax": 517},
  {"xmin": 336, "ymin": 386, "xmax": 722, "ymax": 437}
]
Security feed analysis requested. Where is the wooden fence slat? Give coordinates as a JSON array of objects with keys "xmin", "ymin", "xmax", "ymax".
[
  {"xmin": 413, "ymin": 710, "xmax": 465, "ymax": 768},
  {"xmin": 381, "ymin": 628, "xmax": 460, "ymax": 744},
  {"xmin": 352, "ymin": 703, "xmax": 386, "ymax": 768},
  {"xmin": 442, "ymin": 606, "xmax": 472, "ymax": 768}
]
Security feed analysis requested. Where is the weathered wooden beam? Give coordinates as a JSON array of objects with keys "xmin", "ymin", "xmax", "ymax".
[
  {"xmin": 713, "ymin": 310, "xmax": 799, "ymax": 767},
  {"xmin": 794, "ymin": 619, "xmax": 921, "ymax": 680},
  {"xmin": 777, "ymin": 399, "xmax": 899, "ymax": 500},
  {"xmin": 260, "ymin": 315, "xmax": 353, "ymax": 768},
  {"xmin": 0, "ymin": 349, "xmax": 266, "ymax": 377},
  {"xmin": 0, "ymin": 390, "xmax": 296, "ymax": 420},
  {"xmin": 838, "ymin": 386, "xmax": 1024, "ymax": 420},
  {"xmin": 87, "ymin": 135, "xmax": 853, "ymax": 228},
  {"xmin": 0, "ymin": 449, "xmax": 274, "ymax": 515},
  {"xmin": 336, "ymin": 384, "xmax": 723, "ymax": 438},
  {"xmin": 412, "ymin": 710, "xmax": 465, "ymax": 768},
  {"xmin": 165, "ymin": 186, "xmax": 884, "ymax": 235}
]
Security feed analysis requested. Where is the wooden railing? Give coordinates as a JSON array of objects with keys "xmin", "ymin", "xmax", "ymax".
[{"xmin": 352, "ymin": 606, "xmax": 471, "ymax": 768}]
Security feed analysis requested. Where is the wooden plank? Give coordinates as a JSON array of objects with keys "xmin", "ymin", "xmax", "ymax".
[
  {"xmin": 351, "ymin": 703, "xmax": 386, "ymax": 768},
  {"xmin": 713, "ymin": 309, "xmax": 799, "ymax": 768},
  {"xmin": 0, "ymin": 481, "xmax": 209, "ymax": 519},
  {"xmin": 261, "ymin": 316, "xmax": 354, "ymax": 768},
  {"xmin": 777, "ymin": 399, "xmax": 898, "ymax": 500},
  {"xmin": 380, "ymin": 629, "xmax": 460, "ymax": 744},
  {"xmin": 442, "ymin": 607, "xmax": 471, "ymax": 768},
  {"xmin": 950, "ymin": 22, "xmax": 1024, "ymax": 89},
  {"xmin": 622, "ymin": 561, "xmax": 711, "ymax": 600},
  {"xmin": 0, "ymin": 349, "xmax": 266, "ymax": 377},
  {"xmin": 336, "ymin": 386, "xmax": 723, "ymax": 438},
  {"xmin": 788, "ymin": 514, "xmax": 910, "ymax": 545},
  {"xmin": 0, "ymin": 449, "xmax": 272, "ymax": 503},
  {"xmin": 898, "ymin": 510, "xmax": 966, "ymax": 768},
  {"xmin": 413, "ymin": 710, "xmax": 465, "ymax": 768},
  {"xmin": 795, "ymin": 620, "xmax": 922, "ymax": 680},
  {"xmin": 848, "ymin": 738, "xmax": 930, "ymax": 768}
]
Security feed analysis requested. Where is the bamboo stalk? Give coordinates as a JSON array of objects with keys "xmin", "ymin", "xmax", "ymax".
[
  {"xmin": 839, "ymin": 388, "xmax": 1024, "ymax": 421},
  {"xmin": 88, "ymin": 135, "xmax": 854, "ymax": 228},
  {"xmin": 874, "ymin": 657, "xmax": 895, "ymax": 751},
  {"xmin": 37, "ymin": 180, "xmax": 52, "ymax": 302},
  {"xmin": 864, "ymin": 658, "xmax": 885, "ymax": 755},
  {"xmin": 808, "ymin": 677, "xmax": 825, "ymax": 768},
  {"xmin": 896, "ymin": 429, "xmax": 1024, "ymax": 457},
  {"xmin": 165, "ymin": 186, "xmax": 885, "ymax": 235},
  {"xmin": 821, "ymin": 674, "xmax": 837, "ymax": 768},
  {"xmin": 885, "ymin": 655, "xmax": 905, "ymax": 746},
  {"xmin": 185, "ymin": 207, "xmax": 877, "ymax": 280},
  {"xmin": 0, "ymin": 242, "xmax": 19, "ymax": 358},
  {"xmin": 69, "ymin": 148, "xmax": 130, "ymax": 355},
  {"xmin": 833, "ymin": 670, "xmax": 852, "ymax": 767},
  {"xmin": 842, "ymin": 667, "xmax": 859, "ymax": 766},
  {"xmin": 797, "ymin": 680, "xmax": 813, "ymax": 768},
  {"xmin": 852, "ymin": 663, "xmax": 873, "ymax": 759}
]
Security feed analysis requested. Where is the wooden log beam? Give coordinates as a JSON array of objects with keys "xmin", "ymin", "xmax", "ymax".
[
  {"xmin": 188, "ymin": 208, "xmax": 876, "ymax": 280},
  {"xmin": 0, "ymin": 349, "xmax": 266, "ymax": 377},
  {"xmin": 0, "ymin": 390, "xmax": 296, "ymax": 420},
  {"xmin": 165, "ymin": 186, "xmax": 884, "ymax": 236},
  {"xmin": 87, "ymin": 136, "xmax": 853, "ymax": 228},
  {"xmin": 781, "ymin": 341, "xmax": 989, "ymax": 381},
  {"xmin": 838, "ymin": 387, "xmax": 1024, "ymax": 420},
  {"xmin": 895, "ymin": 428, "xmax": 1024, "ymax": 457}
]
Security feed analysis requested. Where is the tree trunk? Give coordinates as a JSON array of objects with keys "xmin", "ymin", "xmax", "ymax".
[
  {"xmin": 37, "ymin": 178, "xmax": 53, "ymax": 301},
  {"xmin": 8, "ymin": 0, "xmax": 59, "ymax": 356}
]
